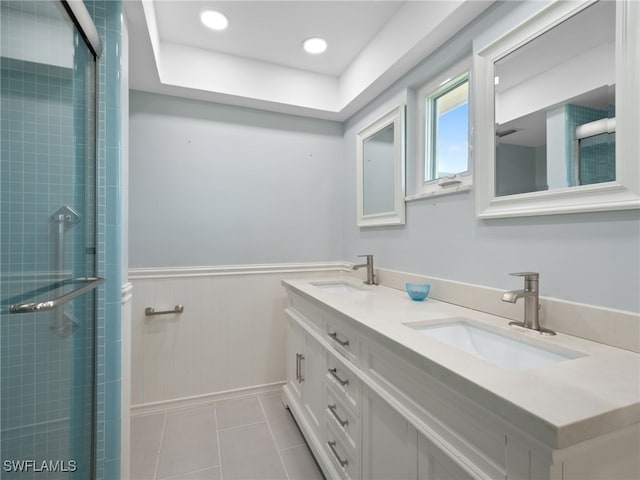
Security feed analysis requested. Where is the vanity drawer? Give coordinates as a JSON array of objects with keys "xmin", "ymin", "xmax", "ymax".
[
  {"xmin": 325, "ymin": 419, "xmax": 361, "ymax": 480},
  {"xmin": 326, "ymin": 389, "xmax": 361, "ymax": 453},
  {"xmin": 289, "ymin": 293, "xmax": 324, "ymax": 333},
  {"xmin": 326, "ymin": 351, "xmax": 362, "ymax": 416},
  {"xmin": 325, "ymin": 318, "xmax": 360, "ymax": 366}
]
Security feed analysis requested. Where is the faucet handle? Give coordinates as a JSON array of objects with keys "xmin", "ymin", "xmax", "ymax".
[
  {"xmin": 509, "ymin": 272, "xmax": 539, "ymax": 291},
  {"xmin": 509, "ymin": 272, "xmax": 538, "ymax": 279},
  {"xmin": 357, "ymin": 254, "xmax": 373, "ymax": 261}
]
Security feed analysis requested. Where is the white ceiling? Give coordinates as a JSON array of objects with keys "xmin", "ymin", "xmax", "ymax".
[
  {"xmin": 496, "ymin": 1, "xmax": 615, "ymax": 147},
  {"xmin": 495, "ymin": 0, "xmax": 615, "ymax": 96},
  {"xmin": 124, "ymin": 0, "xmax": 493, "ymax": 121},
  {"xmin": 153, "ymin": 1, "xmax": 404, "ymax": 77}
]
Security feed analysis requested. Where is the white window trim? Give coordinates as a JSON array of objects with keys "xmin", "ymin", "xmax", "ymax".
[{"xmin": 407, "ymin": 57, "xmax": 473, "ymax": 202}]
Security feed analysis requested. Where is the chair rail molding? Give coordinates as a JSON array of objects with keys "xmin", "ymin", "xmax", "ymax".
[{"xmin": 128, "ymin": 262, "xmax": 351, "ymax": 280}]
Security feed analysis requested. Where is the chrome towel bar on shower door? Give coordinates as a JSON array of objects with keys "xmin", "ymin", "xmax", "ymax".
[{"xmin": 9, "ymin": 277, "xmax": 105, "ymax": 314}]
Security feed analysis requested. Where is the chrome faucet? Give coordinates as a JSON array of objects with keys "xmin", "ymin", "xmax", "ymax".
[
  {"xmin": 353, "ymin": 254, "xmax": 376, "ymax": 285},
  {"xmin": 502, "ymin": 272, "xmax": 555, "ymax": 335}
]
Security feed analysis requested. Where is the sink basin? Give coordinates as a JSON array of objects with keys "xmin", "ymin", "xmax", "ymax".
[
  {"xmin": 311, "ymin": 282, "xmax": 367, "ymax": 294},
  {"xmin": 405, "ymin": 318, "xmax": 585, "ymax": 370}
]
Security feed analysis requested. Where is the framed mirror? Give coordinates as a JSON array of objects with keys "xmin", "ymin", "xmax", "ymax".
[
  {"xmin": 356, "ymin": 104, "xmax": 406, "ymax": 227},
  {"xmin": 474, "ymin": 0, "xmax": 639, "ymax": 218}
]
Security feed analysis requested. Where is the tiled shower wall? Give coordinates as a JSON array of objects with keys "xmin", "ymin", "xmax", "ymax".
[
  {"xmin": 0, "ymin": 2, "xmax": 96, "ymax": 477},
  {"xmin": 0, "ymin": 1, "xmax": 124, "ymax": 478},
  {"xmin": 565, "ymin": 103, "xmax": 615, "ymax": 186},
  {"xmin": 85, "ymin": 1, "xmax": 124, "ymax": 478}
]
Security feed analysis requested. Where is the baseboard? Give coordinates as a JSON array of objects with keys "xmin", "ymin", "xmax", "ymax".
[{"xmin": 130, "ymin": 381, "xmax": 285, "ymax": 416}]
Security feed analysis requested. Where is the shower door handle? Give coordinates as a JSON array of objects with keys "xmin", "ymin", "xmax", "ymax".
[{"xmin": 9, "ymin": 277, "xmax": 105, "ymax": 314}]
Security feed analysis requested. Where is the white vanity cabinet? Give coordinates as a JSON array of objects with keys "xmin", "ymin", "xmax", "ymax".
[
  {"xmin": 362, "ymin": 386, "xmax": 418, "ymax": 480},
  {"xmin": 418, "ymin": 434, "xmax": 475, "ymax": 480},
  {"xmin": 285, "ymin": 305, "xmax": 325, "ymax": 441},
  {"xmin": 282, "ymin": 288, "xmax": 482, "ymax": 480},
  {"xmin": 282, "ymin": 281, "xmax": 640, "ymax": 480},
  {"xmin": 285, "ymin": 314, "xmax": 304, "ymax": 403},
  {"xmin": 324, "ymin": 347, "xmax": 363, "ymax": 479}
]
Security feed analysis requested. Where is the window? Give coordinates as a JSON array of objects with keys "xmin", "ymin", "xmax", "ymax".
[
  {"xmin": 409, "ymin": 60, "xmax": 472, "ymax": 200},
  {"xmin": 427, "ymin": 74, "xmax": 469, "ymax": 180}
]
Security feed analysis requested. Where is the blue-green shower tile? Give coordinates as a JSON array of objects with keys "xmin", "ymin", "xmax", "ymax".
[
  {"xmin": 104, "ymin": 378, "xmax": 121, "ymax": 421},
  {"xmin": 105, "ymin": 303, "xmax": 121, "ymax": 344},
  {"xmin": 105, "ymin": 341, "xmax": 121, "ymax": 384},
  {"xmin": 104, "ymin": 418, "xmax": 120, "ymax": 462},
  {"xmin": 105, "ymin": 110, "xmax": 121, "ymax": 148},
  {"xmin": 106, "ymin": 186, "xmax": 121, "ymax": 223},
  {"xmin": 104, "ymin": 458, "xmax": 120, "ymax": 479}
]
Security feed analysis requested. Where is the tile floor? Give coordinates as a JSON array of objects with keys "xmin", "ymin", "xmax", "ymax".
[{"xmin": 130, "ymin": 391, "xmax": 325, "ymax": 480}]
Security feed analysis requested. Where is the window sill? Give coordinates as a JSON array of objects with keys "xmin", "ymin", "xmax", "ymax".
[{"xmin": 406, "ymin": 177, "xmax": 472, "ymax": 202}]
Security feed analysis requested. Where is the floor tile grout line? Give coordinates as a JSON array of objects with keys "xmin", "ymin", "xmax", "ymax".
[
  {"xmin": 133, "ymin": 394, "xmax": 321, "ymax": 480},
  {"xmin": 257, "ymin": 393, "xmax": 291, "ymax": 480},
  {"xmin": 148, "ymin": 404, "xmax": 223, "ymax": 480},
  {"xmin": 278, "ymin": 442, "xmax": 308, "ymax": 452},
  {"xmin": 153, "ymin": 412, "xmax": 167, "ymax": 480},
  {"xmin": 213, "ymin": 402, "xmax": 225, "ymax": 480},
  {"xmin": 159, "ymin": 465, "xmax": 221, "ymax": 480},
  {"xmin": 217, "ymin": 419, "xmax": 268, "ymax": 433}
]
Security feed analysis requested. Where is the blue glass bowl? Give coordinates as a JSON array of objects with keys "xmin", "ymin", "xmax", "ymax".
[{"xmin": 405, "ymin": 283, "xmax": 431, "ymax": 301}]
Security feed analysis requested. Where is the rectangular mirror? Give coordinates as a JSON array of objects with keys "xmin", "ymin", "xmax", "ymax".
[
  {"xmin": 474, "ymin": 0, "xmax": 639, "ymax": 218},
  {"xmin": 356, "ymin": 105, "xmax": 406, "ymax": 227}
]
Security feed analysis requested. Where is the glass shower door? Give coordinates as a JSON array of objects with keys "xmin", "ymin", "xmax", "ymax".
[{"xmin": 1, "ymin": 1, "xmax": 100, "ymax": 478}]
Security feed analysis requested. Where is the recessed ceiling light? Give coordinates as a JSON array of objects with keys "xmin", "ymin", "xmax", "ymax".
[
  {"xmin": 201, "ymin": 10, "xmax": 228, "ymax": 31},
  {"xmin": 303, "ymin": 37, "xmax": 327, "ymax": 54}
]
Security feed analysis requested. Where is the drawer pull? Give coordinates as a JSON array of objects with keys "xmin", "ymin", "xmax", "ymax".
[
  {"xmin": 328, "ymin": 367, "xmax": 349, "ymax": 386},
  {"xmin": 328, "ymin": 404, "xmax": 349, "ymax": 427},
  {"xmin": 296, "ymin": 353, "xmax": 305, "ymax": 383},
  {"xmin": 327, "ymin": 440, "xmax": 349, "ymax": 467},
  {"xmin": 328, "ymin": 331, "xmax": 350, "ymax": 347}
]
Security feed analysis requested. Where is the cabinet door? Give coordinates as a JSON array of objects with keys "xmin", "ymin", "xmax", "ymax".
[
  {"xmin": 418, "ymin": 433, "xmax": 474, "ymax": 480},
  {"xmin": 362, "ymin": 386, "xmax": 418, "ymax": 480},
  {"xmin": 302, "ymin": 331, "xmax": 325, "ymax": 435},
  {"xmin": 286, "ymin": 315, "xmax": 303, "ymax": 403}
]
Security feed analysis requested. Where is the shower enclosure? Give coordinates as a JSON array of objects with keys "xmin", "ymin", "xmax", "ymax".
[{"xmin": 1, "ymin": 1, "xmax": 102, "ymax": 478}]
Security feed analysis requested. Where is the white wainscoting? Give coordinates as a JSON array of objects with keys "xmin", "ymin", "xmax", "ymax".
[
  {"xmin": 128, "ymin": 263, "xmax": 349, "ymax": 409},
  {"xmin": 129, "ymin": 261, "xmax": 638, "ymax": 414}
]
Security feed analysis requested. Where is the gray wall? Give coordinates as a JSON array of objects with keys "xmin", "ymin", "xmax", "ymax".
[
  {"xmin": 341, "ymin": 2, "xmax": 640, "ymax": 313},
  {"xmin": 345, "ymin": 97, "xmax": 639, "ymax": 313},
  {"xmin": 496, "ymin": 144, "xmax": 539, "ymax": 196},
  {"xmin": 128, "ymin": 2, "xmax": 639, "ymax": 314},
  {"xmin": 129, "ymin": 91, "xmax": 344, "ymax": 267}
]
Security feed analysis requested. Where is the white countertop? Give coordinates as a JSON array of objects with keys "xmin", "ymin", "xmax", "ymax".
[{"xmin": 282, "ymin": 278, "xmax": 640, "ymax": 450}]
